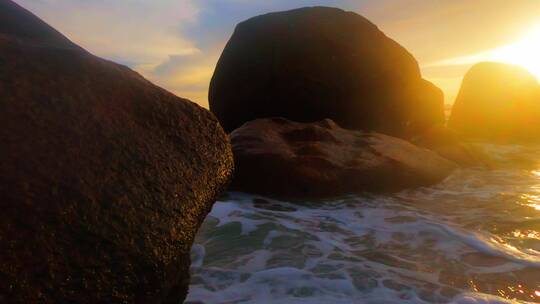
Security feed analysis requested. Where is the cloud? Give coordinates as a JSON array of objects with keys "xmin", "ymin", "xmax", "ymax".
[
  {"xmin": 15, "ymin": 0, "xmax": 201, "ymax": 66},
  {"xmin": 14, "ymin": 0, "xmax": 540, "ymax": 107},
  {"xmin": 142, "ymin": 51, "xmax": 221, "ymax": 106},
  {"xmin": 17, "ymin": 0, "xmax": 202, "ymax": 65},
  {"xmin": 14, "ymin": 0, "xmax": 219, "ymax": 105}
]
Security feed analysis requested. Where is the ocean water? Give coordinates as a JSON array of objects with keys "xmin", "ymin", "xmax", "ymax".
[{"xmin": 186, "ymin": 144, "xmax": 540, "ymax": 304}]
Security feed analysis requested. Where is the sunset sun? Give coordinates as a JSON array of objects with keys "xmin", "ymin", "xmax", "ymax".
[
  {"xmin": 489, "ymin": 24, "xmax": 540, "ymax": 79},
  {"xmin": 430, "ymin": 23, "xmax": 540, "ymax": 83}
]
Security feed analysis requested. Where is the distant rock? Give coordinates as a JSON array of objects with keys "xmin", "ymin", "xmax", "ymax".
[
  {"xmin": 0, "ymin": 1, "xmax": 233, "ymax": 303},
  {"xmin": 412, "ymin": 125, "xmax": 488, "ymax": 167},
  {"xmin": 448, "ymin": 62, "xmax": 540, "ymax": 142},
  {"xmin": 230, "ymin": 118, "xmax": 457, "ymax": 199},
  {"xmin": 210, "ymin": 7, "xmax": 444, "ymax": 138}
]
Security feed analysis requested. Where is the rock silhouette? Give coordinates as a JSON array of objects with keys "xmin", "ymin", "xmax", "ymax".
[
  {"xmin": 210, "ymin": 7, "xmax": 444, "ymax": 137},
  {"xmin": 0, "ymin": 1, "xmax": 233, "ymax": 303},
  {"xmin": 230, "ymin": 118, "xmax": 456, "ymax": 199},
  {"xmin": 448, "ymin": 62, "xmax": 540, "ymax": 142}
]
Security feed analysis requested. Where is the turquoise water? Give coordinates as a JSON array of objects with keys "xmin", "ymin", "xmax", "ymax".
[{"xmin": 187, "ymin": 144, "xmax": 540, "ymax": 304}]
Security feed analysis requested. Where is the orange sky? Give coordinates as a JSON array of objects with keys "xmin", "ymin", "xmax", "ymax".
[
  {"xmin": 14, "ymin": 0, "xmax": 540, "ymax": 107},
  {"xmin": 363, "ymin": 0, "xmax": 540, "ymax": 105}
]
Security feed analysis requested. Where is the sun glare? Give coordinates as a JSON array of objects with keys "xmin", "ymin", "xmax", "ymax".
[
  {"xmin": 488, "ymin": 24, "xmax": 540, "ymax": 79},
  {"xmin": 430, "ymin": 24, "xmax": 540, "ymax": 81}
]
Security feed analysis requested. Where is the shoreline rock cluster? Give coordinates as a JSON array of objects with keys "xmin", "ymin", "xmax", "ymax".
[{"xmin": 210, "ymin": 7, "xmax": 486, "ymax": 199}]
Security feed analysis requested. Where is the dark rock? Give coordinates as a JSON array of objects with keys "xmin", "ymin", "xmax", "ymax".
[
  {"xmin": 448, "ymin": 62, "xmax": 540, "ymax": 142},
  {"xmin": 0, "ymin": 0, "xmax": 80, "ymax": 49},
  {"xmin": 412, "ymin": 125, "xmax": 488, "ymax": 167},
  {"xmin": 230, "ymin": 118, "xmax": 457, "ymax": 199},
  {"xmin": 0, "ymin": 1, "xmax": 233, "ymax": 303},
  {"xmin": 209, "ymin": 7, "xmax": 444, "ymax": 137}
]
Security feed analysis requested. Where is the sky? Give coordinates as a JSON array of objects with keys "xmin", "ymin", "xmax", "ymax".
[{"xmin": 14, "ymin": 0, "xmax": 540, "ymax": 107}]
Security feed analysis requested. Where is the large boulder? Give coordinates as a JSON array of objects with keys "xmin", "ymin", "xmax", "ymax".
[
  {"xmin": 448, "ymin": 62, "xmax": 540, "ymax": 142},
  {"xmin": 0, "ymin": 1, "xmax": 233, "ymax": 303},
  {"xmin": 210, "ymin": 7, "xmax": 444, "ymax": 138},
  {"xmin": 230, "ymin": 118, "xmax": 457, "ymax": 199}
]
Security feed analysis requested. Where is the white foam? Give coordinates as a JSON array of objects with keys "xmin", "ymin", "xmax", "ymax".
[
  {"xmin": 451, "ymin": 292, "xmax": 535, "ymax": 304},
  {"xmin": 188, "ymin": 144, "xmax": 540, "ymax": 303}
]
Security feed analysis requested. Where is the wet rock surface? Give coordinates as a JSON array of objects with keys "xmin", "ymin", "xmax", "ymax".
[{"xmin": 230, "ymin": 118, "xmax": 457, "ymax": 199}]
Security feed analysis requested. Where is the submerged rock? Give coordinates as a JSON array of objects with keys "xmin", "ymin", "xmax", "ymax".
[
  {"xmin": 0, "ymin": 1, "xmax": 233, "ymax": 303},
  {"xmin": 210, "ymin": 7, "xmax": 444, "ymax": 137},
  {"xmin": 230, "ymin": 118, "xmax": 457, "ymax": 199},
  {"xmin": 448, "ymin": 62, "xmax": 540, "ymax": 142}
]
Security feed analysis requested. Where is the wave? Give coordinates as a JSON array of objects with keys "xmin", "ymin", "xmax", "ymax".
[{"xmin": 187, "ymin": 143, "xmax": 540, "ymax": 303}]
